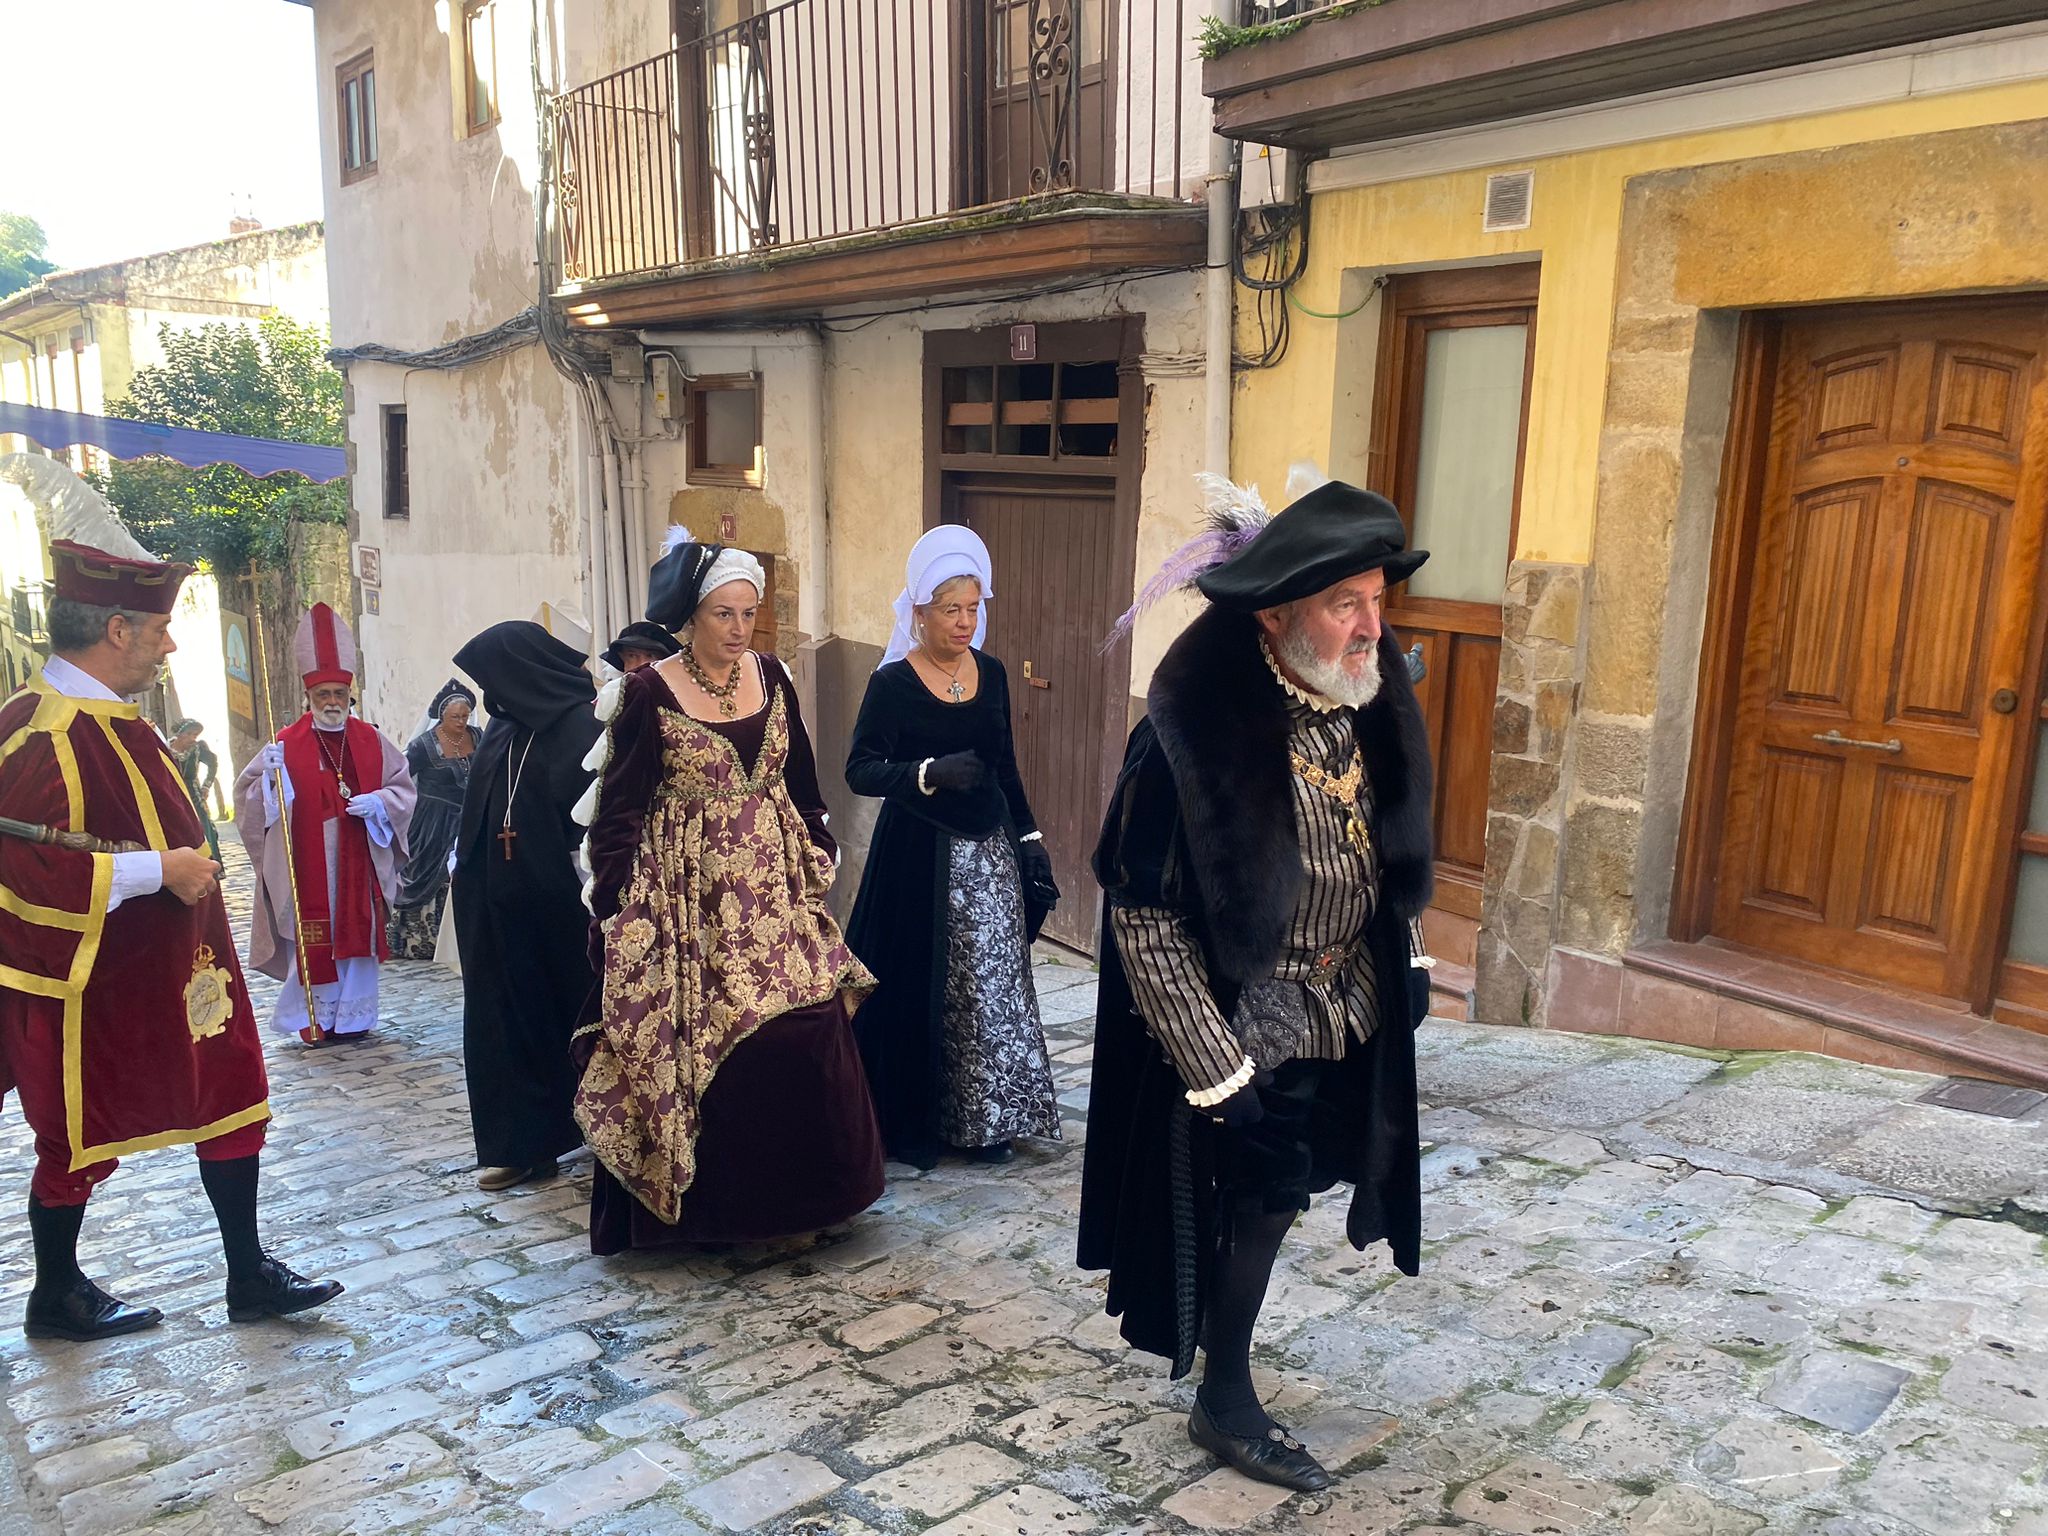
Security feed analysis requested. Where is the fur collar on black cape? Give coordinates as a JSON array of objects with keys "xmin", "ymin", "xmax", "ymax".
[{"xmin": 1145, "ymin": 607, "xmax": 1433, "ymax": 984}]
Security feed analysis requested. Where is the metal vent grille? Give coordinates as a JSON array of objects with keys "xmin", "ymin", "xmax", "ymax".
[
  {"xmin": 1916, "ymin": 1078, "xmax": 2046, "ymax": 1119},
  {"xmin": 1483, "ymin": 171, "xmax": 1534, "ymax": 233}
]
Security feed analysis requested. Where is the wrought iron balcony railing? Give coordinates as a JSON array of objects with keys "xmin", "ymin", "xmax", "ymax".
[{"xmin": 553, "ymin": 0, "xmax": 1198, "ymax": 286}]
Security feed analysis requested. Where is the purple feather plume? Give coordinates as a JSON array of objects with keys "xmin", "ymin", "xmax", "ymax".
[{"xmin": 1103, "ymin": 473, "xmax": 1271, "ymax": 650}]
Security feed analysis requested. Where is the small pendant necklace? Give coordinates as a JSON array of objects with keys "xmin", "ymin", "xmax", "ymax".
[
  {"xmin": 498, "ymin": 732, "xmax": 535, "ymax": 861},
  {"xmin": 314, "ymin": 729, "xmax": 353, "ymax": 797},
  {"xmin": 921, "ymin": 647, "xmax": 969, "ymax": 703},
  {"xmin": 681, "ymin": 647, "xmax": 744, "ymax": 718}
]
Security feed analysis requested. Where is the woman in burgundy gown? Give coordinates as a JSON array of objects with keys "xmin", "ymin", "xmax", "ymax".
[{"xmin": 573, "ymin": 530, "xmax": 883, "ymax": 1252}]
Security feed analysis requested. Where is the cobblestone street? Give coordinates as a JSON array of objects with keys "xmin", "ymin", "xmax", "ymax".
[{"xmin": 3, "ymin": 844, "xmax": 2047, "ymax": 1536}]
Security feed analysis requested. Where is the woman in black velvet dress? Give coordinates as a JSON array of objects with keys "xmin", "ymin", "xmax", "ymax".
[{"xmin": 844, "ymin": 525, "xmax": 1061, "ymax": 1170}]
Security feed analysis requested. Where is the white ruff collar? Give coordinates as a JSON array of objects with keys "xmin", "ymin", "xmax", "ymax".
[{"xmin": 1260, "ymin": 639, "xmax": 1345, "ymax": 715}]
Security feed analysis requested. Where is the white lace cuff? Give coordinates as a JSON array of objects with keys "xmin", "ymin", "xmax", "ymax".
[
  {"xmin": 1184, "ymin": 1056, "xmax": 1256, "ymax": 1108},
  {"xmin": 917, "ymin": 758, "xmax": 935, "ymax": 796}
]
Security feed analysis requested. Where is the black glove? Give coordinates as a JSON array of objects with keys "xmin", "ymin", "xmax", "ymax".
[
  {"xmin": 1018, "ymin": 841, "xmax": 1057, "ymax": 899},
  {"xmin": 924, "ymin": 752, "xmax": 985, "ymax": 793},
  {"xmin": 1018, "ymin": 841, "xmax": 1060, "ymax": 943},
  {"xmin": 1203, "ymin": 1083, "xmax": 1265, "ymax": 1129}
]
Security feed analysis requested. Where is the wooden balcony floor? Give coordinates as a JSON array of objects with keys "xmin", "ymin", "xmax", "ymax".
[{"xmin": 557, "ymin": 196, "xmax": 1206, "ymax": 330}]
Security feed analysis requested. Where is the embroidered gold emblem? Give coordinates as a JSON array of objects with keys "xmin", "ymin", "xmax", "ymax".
[{"xmin": 185, "ymin": 944, "xmax": 235, "ymax": 1041}]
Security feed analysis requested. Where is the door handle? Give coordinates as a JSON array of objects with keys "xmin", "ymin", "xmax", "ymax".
[
  {"xmin": 1811, "ymin": 729, "xmax": 1902, "ymax": 754},
  {"xmin": 1023, "ymin": 660, "xmax": 1050, "ymax": 690}
]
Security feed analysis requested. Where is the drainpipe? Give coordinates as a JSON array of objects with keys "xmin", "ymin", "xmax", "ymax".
[
  {"xmin": 622, "ymin": 434, "xmax": 650, "ymax": 616},
  {"xmin": 579, "ymin": 374, "xmax": 636, "ymax": 636},
  {"xmin": 1204, "ymin": 6, "xmax": 1238, "ymax": 476},
  {"xmin": 600, "ymin": 429, "xmax": 631, "ymax": 632},
  {"xmin": 632, "ymin": 326, "xmax": 829, "ymax": 647},
  {"xmin": 578, "ymin": 404, "xmax": 609, "ymax": 664}
]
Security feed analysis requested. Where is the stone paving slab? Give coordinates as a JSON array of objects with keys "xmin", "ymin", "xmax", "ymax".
[{"xmin": 0, "ymin": 841, "xmax": 2045, "ymax": 1534}]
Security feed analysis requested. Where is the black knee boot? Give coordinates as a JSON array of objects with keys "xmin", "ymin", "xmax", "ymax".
[
  {"xmin": 24, "ymin": 1196, "xmax": 162, "ymax": 1343},
  {"xmin": 201, "ymin": 1156, "xmax": 345, "ymax": 1323}
]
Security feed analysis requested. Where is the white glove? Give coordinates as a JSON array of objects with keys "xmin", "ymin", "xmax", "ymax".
[
  {"xmin": 259, "ymin": 742, "xmax": 285, "ymax": 772},
  {"xmin": 347, "ymin": 793, "xmax": 394, "ymax": 849},
  {"xmin": 259, "ymin": 765, "xmax": 295, "ymax": 826}
]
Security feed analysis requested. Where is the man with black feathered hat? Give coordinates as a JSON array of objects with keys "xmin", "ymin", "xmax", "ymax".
[{"xmin": 1078, "ymin": 469, "xmax": 1436, "ymax": 1492}]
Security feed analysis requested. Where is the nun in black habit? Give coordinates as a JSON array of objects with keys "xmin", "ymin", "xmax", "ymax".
[{"xmin": 451, "ymin": 621, "xmax": 603, "ymax": 1193}]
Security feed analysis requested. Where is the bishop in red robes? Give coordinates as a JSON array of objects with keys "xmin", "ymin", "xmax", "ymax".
[
  {"xmin": 235, "ymin": 604, "xmax": 415, "ymax": 1044},
  {"xmin": 0, "ymin": 541, "xmax": 342, "ymax": 1341}
]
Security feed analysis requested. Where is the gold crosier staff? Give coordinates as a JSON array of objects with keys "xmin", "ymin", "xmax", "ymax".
[{"xmin": 249, "ymin": 614, "xmax": 322, "ymax": 1043}]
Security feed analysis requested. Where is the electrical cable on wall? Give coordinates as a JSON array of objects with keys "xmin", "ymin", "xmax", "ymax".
[
  {"xmin": 1230, "ymin": 136, "xmax": 1313, "ymax": 372},
  {"xmin": 326, "ymin": 307, "xmax": 542, "ymax": 371}
]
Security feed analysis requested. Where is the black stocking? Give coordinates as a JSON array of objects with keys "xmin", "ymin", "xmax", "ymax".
[
  {"xmin": 1196, "ymin": 1203, "xmax": 1296, "ymax": 1437},
  {"xmin": 199, "ymin": 1155, "xmax": 264, "ymax": 1284}
]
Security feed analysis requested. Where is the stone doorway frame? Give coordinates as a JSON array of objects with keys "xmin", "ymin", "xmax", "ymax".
[{"xmin": 1494, "ymin": 119, "xmax": 2048, "ymax": 1032}]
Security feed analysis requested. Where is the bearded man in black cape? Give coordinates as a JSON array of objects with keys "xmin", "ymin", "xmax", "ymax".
[
  {"xmin": 1077, "ymin": 473, "xmax": 1435, "ymax": 1492},
  {"xmin": 451, "ymin": 621, "xmax": 603, "ymax": 1192}
]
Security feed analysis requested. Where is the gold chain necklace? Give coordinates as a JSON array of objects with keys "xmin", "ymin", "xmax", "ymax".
[
  {"xmin": 1290, "ymin": 745, "xmax": 1373, "ymax": 860},
  {"xmin": 680, "ymin": 647, "xmax": 743, "ymax": 718}
]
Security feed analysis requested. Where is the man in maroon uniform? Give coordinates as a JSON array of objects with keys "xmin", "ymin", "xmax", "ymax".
[{"xmin": 0, "ymin": 541, "xmax": 341, "ymax": 1340}]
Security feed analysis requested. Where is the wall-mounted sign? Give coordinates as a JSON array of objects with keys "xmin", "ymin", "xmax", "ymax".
[
  {"xmin": 363, "ymin": 587, "xmax": 383, "ymax": 617},
  {"xmin": 354, "ymin": 544, "xmax": 382, "ymax": 588},
  {"xmin": 220, "ymin": 609, "xmax": 254, "ymax": 721},
  {"xmin": 1009, "ymin": 323, "xmax": 1037, "ymax": 362}
]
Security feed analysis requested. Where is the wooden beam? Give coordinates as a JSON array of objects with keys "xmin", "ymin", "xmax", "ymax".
[
  {"xmin": 561, "ymin": 211, "xmax": 1206, "ymax": 329},
  {"xmin": 1205, "ymin": 0, "xmax": 2048, "ymax": 150}
]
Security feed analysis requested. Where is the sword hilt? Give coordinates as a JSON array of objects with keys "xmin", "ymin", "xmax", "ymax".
[{"xmin": 43, "ymin": 827, "xmax": 149, "ymax": 856}]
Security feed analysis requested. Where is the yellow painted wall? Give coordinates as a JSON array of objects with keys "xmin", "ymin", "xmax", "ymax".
[{"xmin": 1234, "ymin": 77, "xmax": 2048, "ymax": 565}]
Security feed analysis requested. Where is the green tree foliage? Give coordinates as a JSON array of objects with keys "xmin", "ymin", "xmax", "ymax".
[
  {"xmin": 94, "ymin": 314, "xmax": 348, "ymax": 577},
  {"xmin": 0, "ymin": 212, "xmax": 58, "ymax": 299}
]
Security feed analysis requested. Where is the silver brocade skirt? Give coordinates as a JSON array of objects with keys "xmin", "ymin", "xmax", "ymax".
[{"xmin": 938, "ymin": 832, "xmax": 1063, "ymax": 1149}]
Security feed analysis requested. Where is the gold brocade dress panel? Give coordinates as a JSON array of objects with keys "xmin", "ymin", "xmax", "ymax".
[{"xmin": 575, "ymin": 689, "xmax": 875, "ymax": 1224}]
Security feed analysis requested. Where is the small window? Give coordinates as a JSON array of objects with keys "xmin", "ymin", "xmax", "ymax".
[
  {"xmin": 938, "ymin": 360, "xmax": 1119, "ymax": 461},
  {"xmin": 338, "ymin": 51, "xmax": 378, "ymax": 183},
  {"xmin": 688, "ymin": 375, "xmax": 763, "ymax": 487},
  {"xmin": 462, "ymin": 1, "xmax": 499, "ymax": 134},
  {"xmin": 382, "ymin": 406, "xmax": 409, "ymax": 519}
]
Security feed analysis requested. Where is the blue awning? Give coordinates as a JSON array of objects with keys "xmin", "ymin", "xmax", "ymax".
[{"xmin": 0, "ymin": 402, "xmax": 348, "ymax": 484}]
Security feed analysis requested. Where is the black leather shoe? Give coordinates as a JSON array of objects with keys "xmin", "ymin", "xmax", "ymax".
[
  {"xmin": 1188, "ymin": 1399, "xmax": 1333, "ymax": 1492},
  {"xmin": 968, "ymin": 1141, "xmax": 1015, "ymax": 1164},
  {"xmin": 24, "ymin": 1275, "xmax": 163, "ymax": 1342},
  {"xmin": 226, "ymin": 1255, "xmax": 344, "ymax": 1323}
]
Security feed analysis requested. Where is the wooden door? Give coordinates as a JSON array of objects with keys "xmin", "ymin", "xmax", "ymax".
[
  {"xmin": 947, "ymin": 473, "xmax": 1120, "ymax": 951},
  {"xmin": 1372, "ymin": 266, "xmax": 1539, "ymax": 920},
  {"xmin": 1711, "ymin": 302, "xmax": 2048, "ymax": 1002}
]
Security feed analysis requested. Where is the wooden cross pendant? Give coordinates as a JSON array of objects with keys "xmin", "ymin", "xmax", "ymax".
[{"xmin": 497, "ymin": 824, "xmax": 518, "ymax": 861}]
